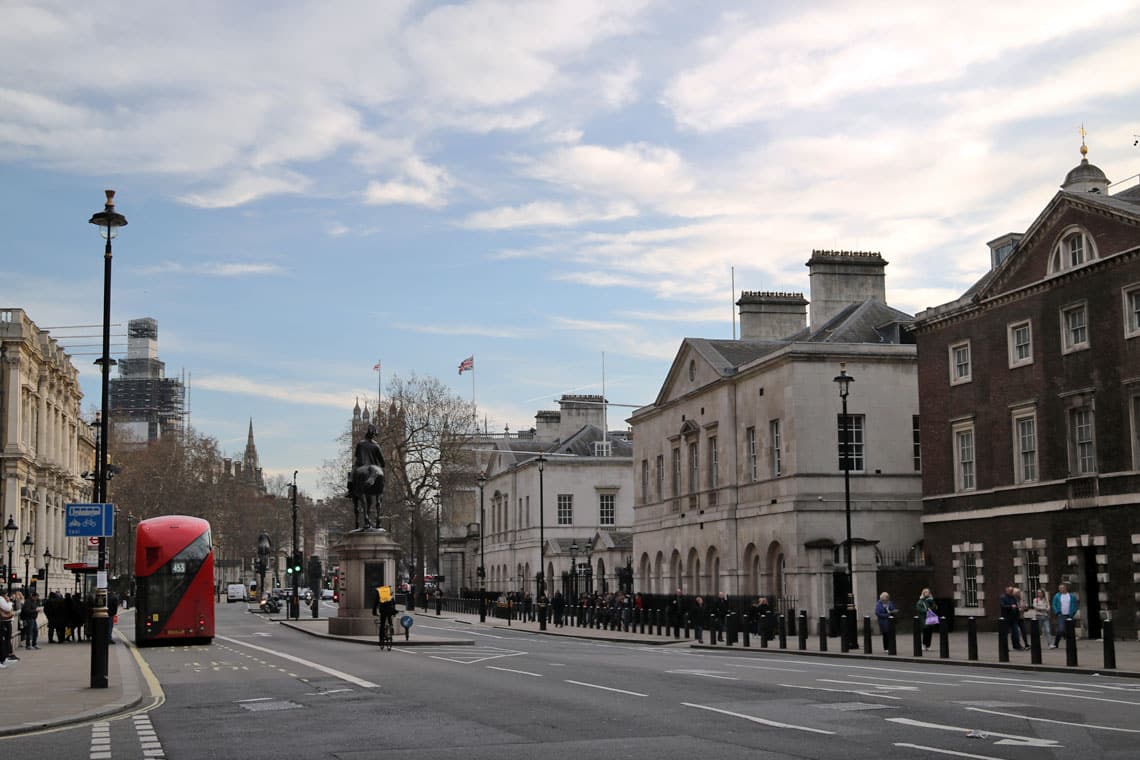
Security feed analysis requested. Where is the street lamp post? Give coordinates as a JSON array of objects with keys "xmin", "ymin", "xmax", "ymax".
[
  {"xmin": 43, "ymin": 548, "xmax": 52, "ymax": 598},
  {"xmin": 89, "ymin": 189, "xmax": 126, "ymax": 690},
  {"xmin": 21, "ymin": 532, "xmax": 33, "ymax": 595},
  {"xmin": 290, "ymin": 471, "xmax": 299, "ymax": 620},
  {"xmin": 4, "ymin": 516, "xmax": 17, "ymax": 595},
  {"xmin": 536, "ymin": 455, "xmax": 546, "ymax": 630},
  {"xmin": 569, "ymin": 541, "xmax": 578, "ymax": 599},
  {"xmin": 477, "ymin": 474, "xmax": 486, "ymax": 623},
  {"xmin": 833, "ymin": 362, "xmax": 856, "ymax": 646}
]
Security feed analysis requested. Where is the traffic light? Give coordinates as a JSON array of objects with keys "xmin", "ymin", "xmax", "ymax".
[
  {"xmin": 307, "ymin": 556, "xmax": 322, "ymax": 589},
  {"xmin": 291, "ymin": 552, "xmax": 303, "ymax": 576}
]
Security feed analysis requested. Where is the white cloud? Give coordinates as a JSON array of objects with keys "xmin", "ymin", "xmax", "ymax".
[
  {"xmin": 140, "ymin": 262, "xmax": 286, "ymax": 278},
  {"xmin": 194, "ymin": 374, "xmax": 355, "ymax": 409},
  {"xmin": 461, "ymin": 200, "xmax": 638, "ymax": 229},
  {"xmin": 395, "ymin": 323, "xmax": 530, "ymax": 339},
  {"xmin": 363, "ymin": 156, "xmax": 454, "ymax": 207},
  {"xmin": 522, "ymin": 142, "xmax": 694, "ymax": 203},
  {"xmin": 179, "ymin": 170, "xmax": 311, "ymax": 209},
  {"xmin": 600, "ymin": 61, "xmax": 640, "ymax": 108}
]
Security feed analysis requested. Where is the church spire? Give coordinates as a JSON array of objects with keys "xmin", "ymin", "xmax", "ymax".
[{"xmin": 243, "ymin": 418, "xmax": 262, "ymax": 483}]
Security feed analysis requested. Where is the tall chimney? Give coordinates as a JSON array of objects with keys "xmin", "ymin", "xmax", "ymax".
[
  {"xmin": 807, "ymin": 250, "xmax": 887, "ymax": 331},
  {"xmin": 736, "ymin": 291, "xmax": 808, "ymax": 340}
]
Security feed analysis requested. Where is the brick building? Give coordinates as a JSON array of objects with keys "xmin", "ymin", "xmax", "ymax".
[{"xmin": 912, "ymin": 144, "xmax": 1140, "ymax": 637}]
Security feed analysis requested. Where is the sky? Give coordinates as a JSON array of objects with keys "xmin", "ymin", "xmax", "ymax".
[{"xmin": 3, "ymin": 1, "xmax": 1140, "ymax": 498}]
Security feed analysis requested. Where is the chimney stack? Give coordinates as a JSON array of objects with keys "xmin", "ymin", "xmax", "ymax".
[
  {"xmin": 807, "ymin": 250, "xmax": 887, "ymax": 331},
  {"xmin": 736, "ymin": 291, "xmax": 808, "ymax": 340}
]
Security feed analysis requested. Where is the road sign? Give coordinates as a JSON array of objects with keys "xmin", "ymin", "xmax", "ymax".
[
  {"xmin": 65, "ymin": 503, "xmax": 115, "ymax": 537},
  {"xmin": 88, "ymin": 537, "xmax": 100, "ymax": 547}
]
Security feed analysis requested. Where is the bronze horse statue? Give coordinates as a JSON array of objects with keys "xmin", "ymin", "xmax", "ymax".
[{"xmin": 350, "ymin": 424, "xmax": 385, "ymax": 529}]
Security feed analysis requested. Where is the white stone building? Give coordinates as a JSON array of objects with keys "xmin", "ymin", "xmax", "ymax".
[
  {"xmin": 628, "ymin": 251, "xmax": 924, "ymax": 625},
  {"xmin": 1, "ymin": 308, "xmax": 95, "ymax": 581},
  {"xmin": 474, "ymin": 395, "xmax": 635, "ymax": 599}
]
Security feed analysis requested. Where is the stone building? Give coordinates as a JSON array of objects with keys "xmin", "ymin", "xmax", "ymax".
[
  {"xmin": 0, "ymin": 308, "xmax": 95, "ymax": 577},
  {"xmin": 912, "ymin": 144, "xmax": 1140, "ymax": 637},
  {"xmin": 629, "ymin": 251, "xmax": 924, "ymax": 626},
  {"xmin": 108, "ymin": 317, "xmax": 185, "ymax": 443}
]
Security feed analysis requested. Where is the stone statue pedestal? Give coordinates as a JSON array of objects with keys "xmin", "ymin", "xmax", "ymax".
[{"xmin": 328, "ymin": 528, "xmax": 400, "ymax": 637}]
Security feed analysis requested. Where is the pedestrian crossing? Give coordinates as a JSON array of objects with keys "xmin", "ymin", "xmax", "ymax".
[{"xmin": 87, "ymin": 714, "xmax": 166, "ymax": 760}]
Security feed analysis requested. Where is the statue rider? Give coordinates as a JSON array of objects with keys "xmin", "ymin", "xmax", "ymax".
[{"xmin": 351, "ymin": 424, "xmax": 385, "ymax": 529}]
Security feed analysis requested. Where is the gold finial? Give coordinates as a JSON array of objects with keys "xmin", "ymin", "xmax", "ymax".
[
  {"xmin": 1079, "ymin": 124, "xmax": 1088, "ymax": 157},
  {"xmin": 104, "ymin": 189, "xmax": 116, "ymax": 209}
]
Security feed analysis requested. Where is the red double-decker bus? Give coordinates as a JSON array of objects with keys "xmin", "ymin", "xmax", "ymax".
[{"xmin": 135, "ymin": 515, "xmax": 215, "ymax": 646}]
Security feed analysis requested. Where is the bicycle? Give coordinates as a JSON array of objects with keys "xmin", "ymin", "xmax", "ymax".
[{"xmin": 377, "ymin": 615, "xmax": 394, "ymax": 650}]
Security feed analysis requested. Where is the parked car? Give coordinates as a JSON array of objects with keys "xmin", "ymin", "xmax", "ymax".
[{"xmin": 321, "ymin": 588, "xmax": 336, "ymax": 601}]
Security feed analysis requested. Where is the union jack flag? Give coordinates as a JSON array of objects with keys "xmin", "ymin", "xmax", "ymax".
[{"xmin": 457, "ymin": 355, "xmax": 474, "ymax": 375}]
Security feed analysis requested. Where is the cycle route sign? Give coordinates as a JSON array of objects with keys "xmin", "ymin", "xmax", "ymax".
[{"xmin": 65, "ymin": 503, "xmax": 115, "ymax": 537}]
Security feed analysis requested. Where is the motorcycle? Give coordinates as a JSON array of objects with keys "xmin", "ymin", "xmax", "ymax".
[{"xmin": 260, "ymin": 597, "xmax": 281, "ymax": 614}]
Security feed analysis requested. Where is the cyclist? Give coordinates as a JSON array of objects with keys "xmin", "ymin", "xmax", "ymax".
[{"xmin": 372, "ymin": 584, "xmax": 397, "ymax": 649}]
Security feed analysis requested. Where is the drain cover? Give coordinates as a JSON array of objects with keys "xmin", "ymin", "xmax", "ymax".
[{"xmin": 239, "ymin": 700, "xmax": 303, "ymax": 712}]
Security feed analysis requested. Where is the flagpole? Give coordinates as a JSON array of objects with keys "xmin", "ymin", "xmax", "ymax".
[{"xmin": 471, "ymin": 355, "xmax": 477, "ymax": 426}]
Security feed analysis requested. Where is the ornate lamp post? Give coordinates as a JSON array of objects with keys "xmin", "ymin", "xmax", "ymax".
[
  {"xmin": 833, "ymin": 362, "xmax": 857, "ymax": 647},
  {"xmin": 536, "ymin": 455, "xmax": 547, "ymax": 630},
  {"xmin": 89, "ymin": 189, "xmax": 126, "ymax": 689},
  {"xmin": 43, "ymin": 548, "xmax": 52, "ymax": 597},
  {"xmin": 4, "ymin": 516, "xmax": 17, "ymax": 595},
  {"xmin": 21, "ymin": 532, "xmax": 33, "ymax": 595},
  {"xmin": 290, "ymin": 470, "xmax": 299, "ymax": 620},
  {"xmin": 568, "ymin": 540, "xmax": 578, "ymax": 599},
  {"xmin": 477, "ymin": 474, "xmax": 486, "ymax": 622}
]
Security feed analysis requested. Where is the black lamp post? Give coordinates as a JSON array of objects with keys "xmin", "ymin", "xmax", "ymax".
[
  {"xmin": 127, "ymin": 512, "xmax": 136, "ymax": 602},
  {"xmin": 89, "ymin": 189, "xmax": 125, "ymax": 689},
  {"xmin": 21, "ymin": 532, "xmax": 33, "ymax": 595},
  {"xmin": 290, "ymin": 470, "xmax": 299, "ymax": 620},
  {"xmin": 43, "ymin": 548, "xmax": 52, "ymax": 598},
  {"xmin": 477, "ymin": 474, "xmax": 486, "ymax": 622},
  {"xmin": 833, "ymin": 362, "xmax": 857, "ymax": 647},
  {"xmin": 569, "ymin": 540, "xmax": 578, "ymax": 599},
  {"xmin": 536, "ymin": 456, "xmax": 546, "ymax": 599},
  {"xmin": 5, "ymin": 516, "xmax": 18, "ymax": 597}
]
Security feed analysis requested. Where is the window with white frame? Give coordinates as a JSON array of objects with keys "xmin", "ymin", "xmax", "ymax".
[
  {"xmin": 598, "ymin": 492, "xmax": 615, "ymax": 526},
  {"xmin": 953, "ymin": 421, "xmax": 976, "ymax": 491},
  {"xmin": 1049, "ymin": 227, "xmax": 1097, "ymax": 274},
  {"xmin": 557, "ymin": 494, "xmax": 573, "ymax": 525},
  {"xmin": 1013, "ymin": 410, "xmax": 1038, "ymax": 483},
  {"xmin": 1061, "ymin": 302, "xmax": 1089, "ymax": 353},
  {"xmin": 746, "ymin": 426, "xmax": 758, "ymax": 481},
  {"xmin": 949, "ymin": 340, "xmax": 972, "ymax": 384},
  {"xmin": 837, "ymin": 414, "xmax": 865, "ymax": 472},
  {"xmin": 1023, "ymin": 548, "xmax": 1042, "ymax": 598},
  {"xmin": 1124, "ymin": 285, "xmax": 1140, "ymax": 338},
  {"xmin": 1008, "ymin": 320, "xmax": 1033, "ymax": 367},
  {"xmin": 769, "ymin": 419, "xmax": 782, "ymax": 477},
  {"xmin": 962, "ymin": 551, "xmax": 979, "ymax": 607},
  {"xmin": 688, "ymin": 441, "xmax": 699, "ymax": 494},
  {"xmin": 1070, "ymin": 406, "xmax": 1096, "ymax": 474},
  {"xmin": 707, "ymin": 436, "xmax": 718, "ymax": 489}
]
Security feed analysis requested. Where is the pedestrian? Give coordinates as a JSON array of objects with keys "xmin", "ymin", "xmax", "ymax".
[
  {"xmin": 1014, "ymin": 587, "xmax": 1029, "ymax": 643},
  {"xmin": 0, "ymin": 590, "xmax": 15, "ymax": 665},
  {"xmin": 1031, "ymin": 588, "xmax": 1052, "ymax": 643},
  {"xmin": 107, "ymin": 590, "xmax": 120, "ymax": 644},
  {"xmin": 19, "ymin": 590, "xmax": 40, "ymax": 649},
  {"xmin": 874, "ymin": 592, "xmax": 897, "ymax": 652},
  {"xmin": 755, "ymin": 596, "xmax": 774, "ymax": 641},
  {"xmin": 691, "ymin": 596, "xmax": 706, "ymax": 643},
  {"xmin": 916, "ymin": 588, "xmax": 938, "ymax": 651},
  {"xmin": 999, "ymin": 585, "xmax": 1024, "ymax": 650},
  {"xmin": 1051, "ymin": 583, "xmax": 1079, "ymax": 649},
  {"xmin": 551, "ymin": 590, "xmax": 564, "ymax": 627},
  {"xmin": 712, "ymin": 591, "xmax": 729, "ymax": 642},
  {"xmin": 668, "ymin": 587, "xmax": 684, "ymax": 633}
]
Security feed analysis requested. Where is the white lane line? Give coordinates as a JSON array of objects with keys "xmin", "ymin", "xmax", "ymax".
[
  {"xmin": 724, "ymin": 663, "xmax": 807, "ymax": 673},
  {"xmin": 894, "ymin": 743, "xmax": 1003, "ymax": 759},
  {"xmin": 487, "ymin": 666, "xmax": 543, "ymax": 677},
  {"xmin": 888, "ymin": 717, "xmax": 1061, "ymax": 748},
  {"xmin": 817, "ymin": 679, "xmax": 917, "ymax": 691},
  {"xmin": 846, "ymin": 674, "xmax": 953, "ymax": 686},
  {"xmin": 416, "ymin": 624, "xmax": 504, "ymax": 639},
  {"xmin": 682, "ymin": 702, "xmax": 835, "ymax": 735},
  {"xmin": 216, "ymin": 635, "xmax": 378, "ymax": 688},
  {"xmin": 564, "ymin": 680, "xmax": 647, "ymax": 697},
  {"xmin": 779, "ymin": 683, "xmax": 902, "ymax": 700},
  {"xmin": 965, "ymin": 706, "xmax": 1140, "ymax": 733},
  {"xmin": 666, "ymin": 669, "xmax": 739, "ymax": 680},
  {"xmin": 1018, "ymin": 689, "xmax": 1140, "ymax": 707}
]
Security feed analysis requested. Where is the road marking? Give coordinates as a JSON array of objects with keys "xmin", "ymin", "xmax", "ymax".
[
  {"xmin": 779, "ymin": 683, "xmax": 902, "ymax": 700},
  {"xmin": 1018, "ymin": 689, "xmax": 1140, "ymax": 707},
  {"xmin": 565, "ymin": 680, "xmax": 647, "ymax": 697},
  {"xmin": 894, "ymin": 743, "xmax": 1003, "ymax": 759},
  {"xmin": 417, "ymin": 624, "xmax": 504, "ymax": 639},
  {"xmin": 682, "ymin": 702, "xmax": 835, "ymax": 735},
  {"xmin": 723, "ymin": 663, "xmax": 806, "ymax": 673},
  {"xmin": 235, "ymin": 697, "xmax": 274, "ymax": 703},
  {"xmin": 965, "ymin": 706, "xmax": 1140, "ymax": 733},
  {"xmin": 487, "ymin": 666, "xmax": 543, "ymax": 677},
  {"xmin": 887, "ymin": 717, "xmax": 1061, "ymax": 748},
  {"xmin": 847, "ymin": 674, "xmax": 952, "ymax": 686},
  {"xmin": 216, "ymin": 635, "xmax": 378, "ymax": 688},
  {"xmin": 666, "ymin": 669, "xmax": 739, "ymax": 680},
  {"xmin": 817, "ymin": 679, "xmax": 916, "ymax": 691}
]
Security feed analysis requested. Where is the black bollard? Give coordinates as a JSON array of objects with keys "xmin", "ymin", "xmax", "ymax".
[
  {"xmin": 798, "ymin": 611, "xmax": 808, "ymax": 650},
  {"xmin": 538, "ymin": 600, "xmax": 547, "ymax": 631},
  {"xmin": 887, "ymin": 616, "xmax": 897, "ymax": 656},
  {"xmin": 1030, "ymin": 618, "xmax": 1041, "ymax": 664},
  {"xmin": 840, "ymin": 615, "xmax": 849, "ymax": 653},
  {"xmin": 998, "ymin": 618, "xmax": 1009, "ymax": 663},
  {"xmin": 1065, "ymin": 616, "xmax": 1078, "ymax": 667},
  {"xmin": 729, "ymin": 613, "xmax": 739, "ymax": 646},
  {"xmin": 778, "ymin": 614, "xmax": 787, "ymax": 649},
  {"xmin": 967, "ymin": 617, "xmax": 978, "ymax": 661},
  {"xmin": 913, "ymin": 617, "xmax": 922, "ymax": 657},
  {"xmin": 863, "ymin": 615, "xmax": 872, "ymax": 654},
  {"xmin": 742, "ymin": 613, "xmax": 751, "ymax": 648},
  {"xmin": 683, "ymin": 612, "xmax": 690, "ymax": 640},
  {"xmin": 1103, "ymin": 619, "xmax": 1116, "ymax": 670},
  {"xmin": 787, "ymin": 608, "xmax": 796, "ymax": 637},
  {"xmin": 938, "ymin": 616, "xmax": 949, "ymax": 659},
  {"xmin": 819, "ymin": 616, "xmax": 828, "ymax": 652}
]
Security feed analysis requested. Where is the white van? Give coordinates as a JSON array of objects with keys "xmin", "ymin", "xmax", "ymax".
[{"xmin": 226, "ymin": 583, "xmax": 248, "ymax": 603}]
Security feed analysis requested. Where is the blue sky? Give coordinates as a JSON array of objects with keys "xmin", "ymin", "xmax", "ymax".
[{"xmin": 3, "ymin": 1, "xmax": 1140, "ymax": 497}]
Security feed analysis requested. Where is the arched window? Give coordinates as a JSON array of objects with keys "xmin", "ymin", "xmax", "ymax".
[{"xmin": 1049, "ymin": 227, "xmax": 1097, "ymax": 274}]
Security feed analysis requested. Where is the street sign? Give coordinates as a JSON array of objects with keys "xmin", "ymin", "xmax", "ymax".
[{"xmin": 65, "ymin": 503, "xmax": 115, "ymax": 537}]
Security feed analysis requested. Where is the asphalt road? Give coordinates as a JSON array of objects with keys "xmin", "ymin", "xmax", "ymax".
[{"xmin": 10, "ymin": 603, "xmax": 1140, "ymax": 759}]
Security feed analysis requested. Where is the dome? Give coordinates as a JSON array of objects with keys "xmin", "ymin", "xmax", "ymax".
[{"xmin": 1062, "ymin": 142, "xmax": 1109, "ymax": 194}]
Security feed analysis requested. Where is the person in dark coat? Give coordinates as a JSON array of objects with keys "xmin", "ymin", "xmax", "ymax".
[
  {"xmin": 551, "ymin": 591, "xmax": 564, "ymax": 627},
  {"xmin": 691, "ymin": 596, "xmax": 707, "ymax": 643},
  {"xmin": 874, "ymin": 592, "xmax": 897, "ymax": 652},
  {"xmin": 755, "ymin": 596, "xmax": 774, "ymax": 642},
  {"xmin": 999, "ymin": 586, "xmax": 1024, "ymax": 650},
  {"xmin": 44, "ymin": 592, "xmax": 63, "ymax": 643}
]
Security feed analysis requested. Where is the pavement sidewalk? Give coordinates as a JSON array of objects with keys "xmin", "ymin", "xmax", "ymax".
[{"xmin": 4, "ymin": 605, "xmax": 1138, "ymax": 738}]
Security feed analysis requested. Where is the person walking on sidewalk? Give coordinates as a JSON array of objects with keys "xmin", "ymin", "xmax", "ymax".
[
  {"xmin": 19, "ymin": 591, "xmax": 40, "ymax": 649},
  {"xmin": 0, "ymin": 590, "xmax": 15, "ymax": 665},
  {"xmin": 875, "ymin": 592, "xmax": 897, "ymax": 652},
  {"xmin": 1051, "ymin": 583, "xmax": 1079, "ymax": 649},
  {"xmin": 691, "ymin": 596, "xmax": 707, "ymax": 643},
  {"xmin": 1000, "ymin": 586, "xmax": 1025, "ymax": 650},
  {"xmin": 916, "ymin": 588, "xmax": 938, "ymax": 651},
  {"xmin": 1031, "ymin": 588, "xmax": 1052, "ymax": 643}
]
